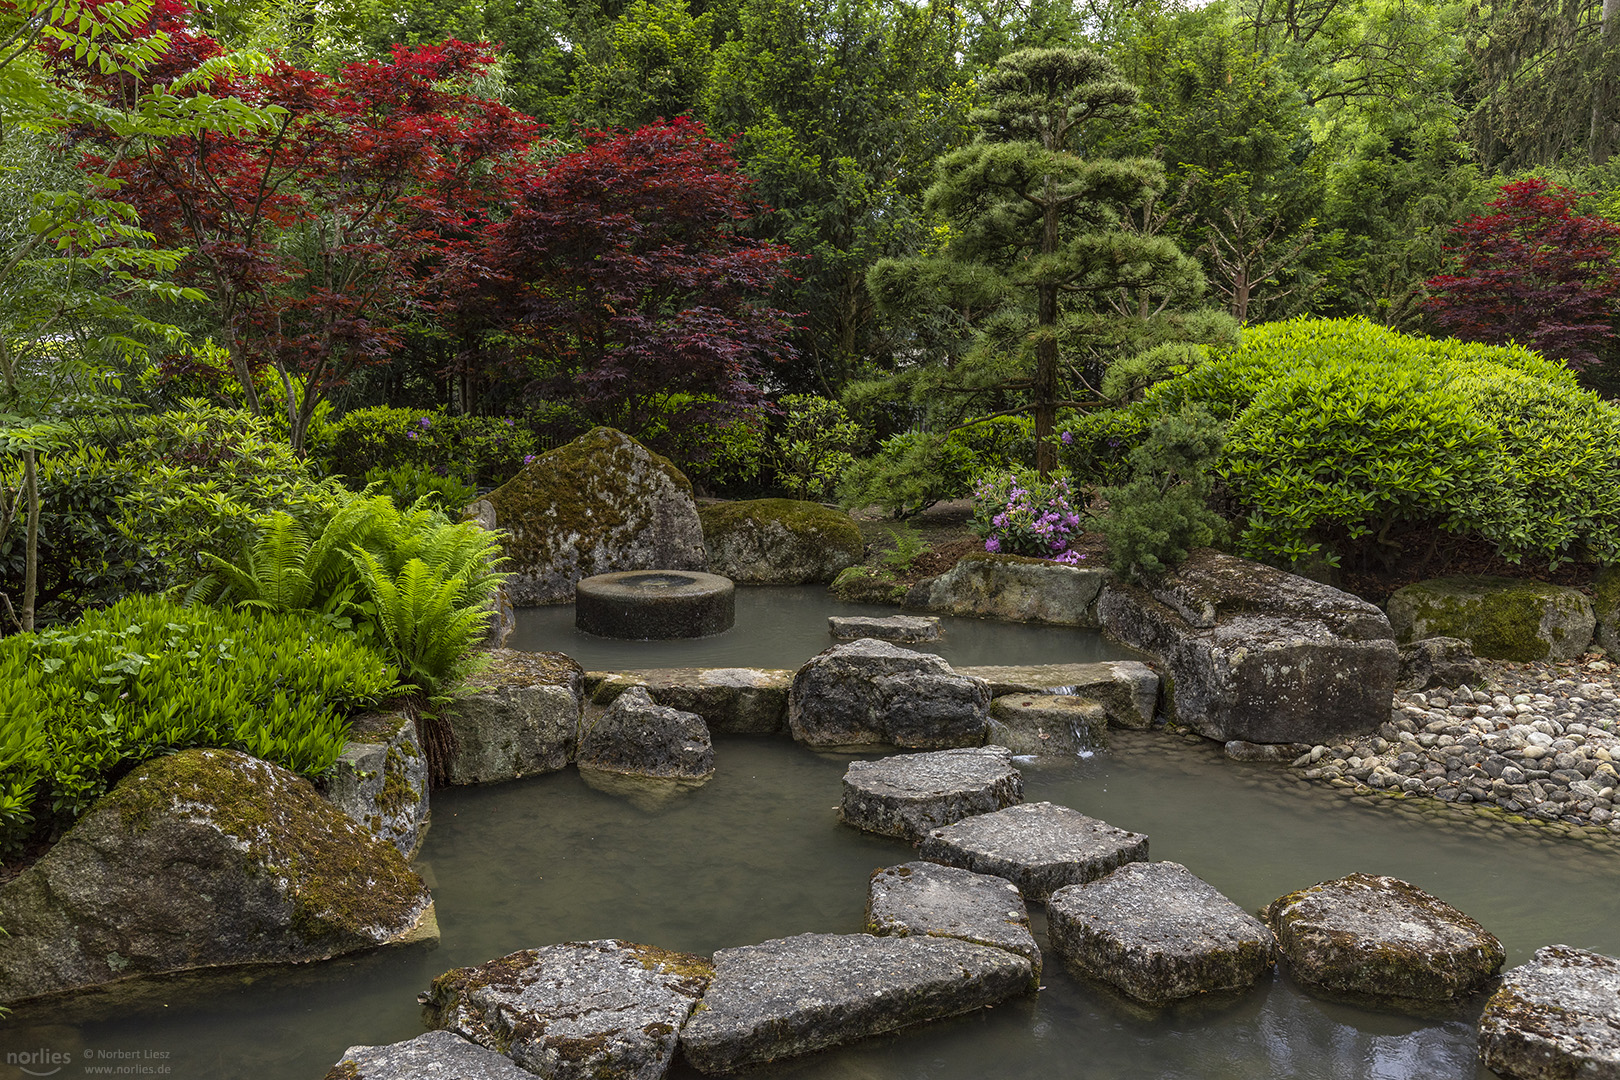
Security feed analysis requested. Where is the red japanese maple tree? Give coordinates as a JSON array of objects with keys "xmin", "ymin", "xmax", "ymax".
[
  {"xmin": 1425, "ymin": 178, "xmax": 1620, "ymax": 369},
  {"xmin": 78, "ymin": 29, "xmax": 541, "ymax": 449},
  {"xmin": 493, "ymin": 118, "xmax": 798, "ymax": 442}
]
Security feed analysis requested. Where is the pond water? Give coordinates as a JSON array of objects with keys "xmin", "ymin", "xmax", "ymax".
[
  {"xmin": 7, "ymin": 732, "xmax": 1618, "ymax": 1080},
  {"xmin": 505, "ymin": 585, "xmax": 1135, "ymax": 669}
]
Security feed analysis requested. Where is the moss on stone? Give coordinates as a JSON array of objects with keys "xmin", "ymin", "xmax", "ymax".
[
  {"xmin": 830, "ymin": 566, "xmax": 907, "ymax": 604},
  {"xmin": 698, "ymin": 499, "xmax": 863, "ymax": 548},
  {"xmin": 465, "ymin": 649, "xmax": 586, "ymax": 691},
  {"xmin": 374, "ymin": 745, "xmax": 421, "ymax": 816},
  {"xmin": 320, "ymin": 1063, "xmax": 361, "ymax": 1080},
  {"xmin": 1390, "ymin": 575, "xmax": 1595, "ymax": 661}
]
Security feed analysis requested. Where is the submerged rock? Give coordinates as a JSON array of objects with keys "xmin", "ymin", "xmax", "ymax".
[
  {"xmin": 698, "ymin": 499, "xmax": 864, "ymax": 584},
  {"xmin": 959, "ymin": 661, "xmax": 1160, "ymax": 730},
  {"xmin": 917, "ymin": 801, "xmax": 1149, "ymax": 901},
  {"xmin": 589, "ymin": 667, "xmax": 791, "ymax": 737},
  {"xmin": 578, "ymin": 686, "xmax": 714, "ymax": 781},
  {"xmin": 828, "ymin": 614, "xmax": 942, "ymax": 643},
  {"xmin": 1098, "ymin": 549, "xmax": 1399, "ymax": 744},
  {"xmin": 788, "ymin": 638, "xmax": 991, "ymax": 749},
  {"xmin": 987, "ymin": 694, "xmax": 1107, "ymax": 757},
  {"xmin": 425, "ymin": 939, "xmax": 712, "ymax": 1080},
  {"xmin": 678, "ymin": 932, "xmax": 1032, "ymax": 1074},
  {"xmin": 866, "ymin": 861, "xmax": 1041, "ymax": 985},
  {"xmin": 904, "ymin": 552, "xmax": 1107, "ymax": 626},
  {"xmin": 324, "ymin": 1030, "xmax": 534, "ymax": 1080},
  {"xmin": 840, "ymin": 746, "xmax": 1023, "ymax": 841},
  {"xmin": 1477, "ymin": 944, "xmax": 1620, "ymax": 1080},
  {"xmin": 1387, "ymin": 576, "xmax": 1596, "ymax": 662},
  {"xmin": 1263, "ymin": 873, "xmax": 1504, "ymax": 1012},
  {"xmin": 442, "ymin": 650, "xmax": 584, "ymax": 785},
  {"xmin": 474, "ymin": 427, "xmax": 707, "ymax": 605},
  {"xmin": 320, "ymin": 709, "xmax": 429, "ymax": 860},
  {"xmin": 1047, "ymin": 861, "xmax": 1275, "ymax": 1006},
  {"xmin": 0, "ymin": 749, "xmax": 436, "ymax": 1007}
]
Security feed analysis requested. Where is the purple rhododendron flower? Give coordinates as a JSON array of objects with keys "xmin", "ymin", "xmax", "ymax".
[
  {"xmin": 1060, "ymin": 430, "xmax": 1073, "ymax": 446},
  {"xmin": 985, "ymin": 537, "xmax": 1001, "ymax": 553}
]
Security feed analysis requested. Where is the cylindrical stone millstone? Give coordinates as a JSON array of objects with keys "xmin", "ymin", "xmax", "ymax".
[{"xmin": 575, "ymin": 570, "xmax": 736, "ymax": 639}]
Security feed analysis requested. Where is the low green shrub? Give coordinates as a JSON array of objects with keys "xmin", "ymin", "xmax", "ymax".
[
  {"xmin": 1095, "ymin": 407, "xmax": 1228, "ymax": 581},
  {"xmin": 1057, "ymin": 404, "xmax": 1153, "ymax": 487},
  {"xmin": 838, "ymin": 417, "xmax": 1033, "ymax": 520},
  {"xmin": 364, "ymin": 464, "xmax": 479, "ymax": 515},
  {"xmin": 317, "ymin": 406, "xmax": 538, "ymax": 489},
  {"xmin": 0, "ymin": 594, "xmax": 394, "ymax": 860},
  {"xmin": 1145, "ymin": 318, "xmax": 1620, "ymax": 569},
  {"xmin": 772, "ymin": 395, "xmax": 866, "ymax": 501}
]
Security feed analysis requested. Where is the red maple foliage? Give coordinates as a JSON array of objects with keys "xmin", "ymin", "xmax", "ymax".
[
  {"xmin": 74, "ymin": 31, "xmax": 541, "ymax": 449},
  {"xmin": 493, "ymin": 118, "xmax": 799, "ymax": 441},
  {"xmin": 1425, "ymin": 178, "xmax": 1620, "ymax": 368}
]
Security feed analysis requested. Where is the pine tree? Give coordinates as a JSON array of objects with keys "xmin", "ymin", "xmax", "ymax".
[{"xmin": 865, "ymin": 47, "xmax": 1232, "ymax": 476}]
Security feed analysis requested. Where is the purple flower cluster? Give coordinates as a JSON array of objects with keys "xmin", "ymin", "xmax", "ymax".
[{"xmin": 971, "ymin": 468, "xmax": 1085, "ymax": 563}]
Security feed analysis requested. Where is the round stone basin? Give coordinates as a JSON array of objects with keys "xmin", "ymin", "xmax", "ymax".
[{"xmin": 575, "ymin": 570, "xmax": 735, "ymax": 639}]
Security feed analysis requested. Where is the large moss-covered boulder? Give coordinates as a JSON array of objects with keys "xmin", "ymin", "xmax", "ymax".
[
  {"xmin": 319, "ymin": 709, "xmax": 430, "ymax": 860},
  {"xmin": 1386, "ymin": 576, "xmax": 1595, "ymax": 662},
  {"xmin": 1099, "ymin": 549, "xmax": 1399, "ymax": 744},
  {"xmin": 699, "ymin": 499, "xmax": 864, "ymax": 584},
  {"xmin": 0, "ymin": 749, "xmax": 436, "ymax": 1007},
  {"xmin": 471, "ymin": 428, "xmax": 707, "ymax": 604},
  {"xmin": 1595, "ymin": 568, "xmax": 1620, "ymax": 655}
]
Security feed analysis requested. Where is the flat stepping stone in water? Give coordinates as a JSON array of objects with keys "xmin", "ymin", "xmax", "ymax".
[
  {"xmin": 1262, "ymin": 873, "xmax": 1504, "ymax": 1013},
  {"xmin": 867, "ymin": 861, "xmax": 1041, "ymax": 985},
  {"xmin": 917, "ymin": 801, "xmax": 1148, "ymax": 901},
  {"xmin": 678, "ymin": 931, "xmax": 1032, "ymax": 1074},
  {"xmin": 423, "ymin": 939, "xmax": 712, "ymax": 1080},
  {"xmin": 324, "ymin": 1030, "xmax": 535, "ymax": 1079},
  {"xmin": 828, "ymin": 614, "xmax": 942, "ymax": 643},
  {"xmin": 988, "ymin": 694, "xmax": 1108, "ymax": 757},
  {"xmin": 841, "ymin": 746, "xmax": 1023, "ymax": 840},
  {"xmin": 1478, "ymin": 945, "xmax": 1620, "ymax": 1079},
  {"xmin": 1046, "ymin": 861, "xmax": 1276, "ymax": 1006}
]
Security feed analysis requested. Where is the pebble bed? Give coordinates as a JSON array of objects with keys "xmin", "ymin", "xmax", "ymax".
[{"xmin": 1290, "ymin": 654, "xmax": 1620, "ymax": 841}]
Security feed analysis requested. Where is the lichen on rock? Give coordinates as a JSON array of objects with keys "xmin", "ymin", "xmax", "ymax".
[
  {"xmin": 699, "ymin": 499, "xmax": 864, "ymax": 584},
  {"xmin": 1386, "ymin": 575, "xmax": 1595, "ymax": 662}
]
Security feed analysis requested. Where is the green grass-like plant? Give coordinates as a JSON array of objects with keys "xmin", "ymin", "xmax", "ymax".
[{"xmin": 0, "ymin": 594, "xmax": 395, "ymax": 860}]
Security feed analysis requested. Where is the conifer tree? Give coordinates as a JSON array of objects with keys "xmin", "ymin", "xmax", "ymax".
[{"xmin": 865, "ymin": 47, "xmax": 1231, "ymax": 476}]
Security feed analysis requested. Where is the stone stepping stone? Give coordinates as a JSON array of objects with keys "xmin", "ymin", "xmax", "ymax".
[
  {"xmin": 578, "ymin": 685, "xmax": 714, "ymax": 781},
  {"xmin": 789, "ymin": 639, "xmax": 990, "ymax": 749},
  {"xmin": 1262, "ymin": 873, "xmax": 1504, "ymax": 1012},
  {"xmin": 325, "ymin": 1030, "xmax": 534, "ymax": 1079},
  {"xmin": 959, "ymin": 661, "xmax": 1159, "ymax": 730},
  {"xmin": 841, "ymin": 746, "xmax": 1022, "ymax": 840},
  {"xmin": 424, "ymin": 939, "xmax": 712, "ymax": 1080},
  {"xmin": 917, "ymin": 801, "xmax": 1148, "ymax": 901},
  {"xmin": 1047, "ymin": 861, "xmax": 1275, "ymax": 1006},
  {"xmin": 867, "ymin": 861, "xmax": 1041, "ymax": 985},
  {"xmin": 829, "ymin": 614, "xmax": 942, "ymax": 643},
  {"xmin": 1478, "ymin": 945, "xmax": 1620, "ymax": 1079},
  {"xmin": 988, "ymin": 694, "xmax": 1107, "ymax": 757},
  {"xmin": 678, "ymin": 932, "xmax": 1032, "ymax": 1074}
]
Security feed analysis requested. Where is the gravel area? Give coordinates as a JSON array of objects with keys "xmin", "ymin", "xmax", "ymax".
[{"xmin": 1289, "ymin": 653, "xmax": 1620, "ymax": 841}]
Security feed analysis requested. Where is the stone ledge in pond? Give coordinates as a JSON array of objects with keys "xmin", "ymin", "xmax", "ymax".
[
  {"xmin": 1263, "ymin": 872, "xmax": 1503, "ymax": 1014},
  {"xmin": 841, "ymin": 746, "xmax": 1023, "ymax": 840},
  {"xmin": 867, "ymin": 861, "xmax": 1041, "ymax": 987},
  {"xmin": 904, "ymin": 553, "xmax": 1108, "ymax": 626},
  {"xmin": 1098, "ymin": 549, "xmax": 1400, "ymax": 745},
  {"xmin": 948, "ymin": 661, "xmax": 1160, "ymax": 731},
  {"xmin": 442, "ymin": 650, "xmax": 584, "ymax": 785},
  {"xmin": 587, "ymin": 667, "xmax": 792, "ymax": 736},
  {"xmin": 829, "ymin": 613, "xmax": 942, "ymax": 642},
  {"xmin": 425, "ymin": 940, "xmax": 712, "ymax": 1080},
  {"xmin": 679, "ymin": 932, "xmax": 1032, "ymax": 1075},
  {"xmin": 1048, "ymin": 861, "xmax": 1275, "ymax": 1007},
  {"xmin": 1478, "ymin": 944, "xmax": 1620, "ymax": 1080},
  {"xmin": 578, "ymin": 685, "xmax": 714, "ymax": 782},
  {"xmin": 988, "ymin": 694, "xmax": 1108, "ymax": 757},
  {"xmin": 918, "ymin": 801, "xmax": 1149, "ymax": 901},
  {"xmin": 325, "ymin": 1030, "xmax": 534, "ymax": 1080}
]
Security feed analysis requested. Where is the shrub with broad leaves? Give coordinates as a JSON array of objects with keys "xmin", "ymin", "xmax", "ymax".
[{"xmin": 971, "ymin": 467, "xmax": 1086, "ymax": 564}]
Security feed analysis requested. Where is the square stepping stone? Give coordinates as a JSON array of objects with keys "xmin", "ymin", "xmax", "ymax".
[
  {"xmin": 679, "ymin": 932, "xmax": 1031, "ymax": 1074},
  {"xmin": 1263, "ymin": 873, "xmax": 1504, "ymax": 1013},
  {"xmin": 1479, "ymin": 945, "xmax": 1620, "ymax": 1079},
  {"xmin": 1047, "ymin": 861, "xmax": 1275, "ymax": 1006},
  {"xmin": 829, "ymin": 614, "xmax": 943, "ymax": 642},
  {"xmin": 867, "ymin": 861, "xmax": 1041, "ymax": 985},
  {"xmin": 841, "ymin": 746, "xmax": 1022, "ymax": 840},
  {"xmin": 917, "ymin": 801, "xmax": 1148, "ymax": 900},
  {"xmin": 326, "ymin": 1030, "xmax": 535, "ymax": 1079}
]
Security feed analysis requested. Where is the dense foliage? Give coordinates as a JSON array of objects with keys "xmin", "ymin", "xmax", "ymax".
[{"xmin": 0, "ymin": 594, "xmax": 394, "ymax": 858}]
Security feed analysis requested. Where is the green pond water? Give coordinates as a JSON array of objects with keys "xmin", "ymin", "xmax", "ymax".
[{"xmin": 5, "ymin": 591, "xmax": 1618, "ymax": 1079}]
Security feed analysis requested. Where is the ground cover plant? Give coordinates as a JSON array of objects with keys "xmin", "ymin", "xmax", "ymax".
[{"xmin": 0, "ymin": 594, "xmax": 395, "ymax": 861}]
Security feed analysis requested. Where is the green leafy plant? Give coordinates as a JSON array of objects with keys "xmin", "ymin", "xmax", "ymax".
[
  {"xmin": 773, "ymin": 394, "xmax": 865, "ymax": 501},
  {"xmin": 971, "ymin": 466, "xmax": 1086, "ymax": 562},
  {"xmin": 878, "ymin": 523, "xmax": 933, "ymax": 574},
  {"xmin": 1095, "ymin": 407, "xmax": 1228, "ymax": 582},
  {"xmin": 317, "ymin": 406, "xmax": 539, "ymax": 489},
  {"xmin": 0, "ymin": 594, "xmax": 394, "ymax": 860},
  {"xmin": 838, "ymin": 430, "xmax": 979, "ymax": 518},
  {"xmin": 363, "ymin": 464, "xmax": 478, "ymax": 515}
]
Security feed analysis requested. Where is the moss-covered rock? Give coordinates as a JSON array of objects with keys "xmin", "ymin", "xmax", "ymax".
[
  {"xmin": 1595, "ymin": 567, "xmax": 1620, "ymax": 655},
  {"xmin": 0, "ymin": 749, "xmax": 435, "ymax": 1007},
  {"xmin": 905, "ymin": 552, "xmax": 1107, "ymax": 626},
  {"xmin": 699, "ymin": 499, "xmax": 864, "ymax": 584},
  {"xmin": 1386, "ymin": 575, "xmax": 1595, "ymax": 661},
  {"xmin": 473, "ymin": 427, "xmax": 706, "ymax": 604},
  {"xmin": 442, "ymin": 650, "xmax": 585, "ymax": 785},
  {"xmin": 320, "ymin": 709, "xmax": 430, "ymax": 860},
  {"xmin": 829, "ymin": 565, "xmax": 908, "ymax": 605}
]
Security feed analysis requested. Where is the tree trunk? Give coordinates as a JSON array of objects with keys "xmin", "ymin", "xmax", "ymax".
[{"xmin": 22, "ymin": 446, "xmax": 37, "ymax": 633}]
